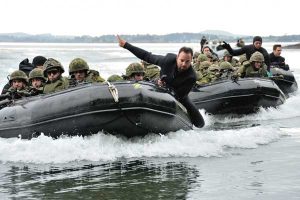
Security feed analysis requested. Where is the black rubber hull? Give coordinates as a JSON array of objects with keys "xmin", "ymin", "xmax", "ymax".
[
  {"xmin": 270, "ymin": 68, "xmax": 298, "ymax": 95},
  {"xmin": 0, "ymin": 82, "xmax": 193, "ymax": 139},
  {"xmin": 189, "ymin": 78, "xmax": 286, "ymax": 114}
]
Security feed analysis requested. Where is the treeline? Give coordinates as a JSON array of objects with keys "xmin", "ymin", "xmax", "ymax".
[{"xmin": 0, "ymin": 32, "xmax": 300, "ymax": 43}]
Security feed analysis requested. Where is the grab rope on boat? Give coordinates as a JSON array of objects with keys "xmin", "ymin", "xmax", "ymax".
[
  {"xmin": 106, "ymin": 81, "xmax": 119, "ymax": 103},
  {"xmin": 105, "ymin": 81, "xmax": 151, "ymax": 132}
]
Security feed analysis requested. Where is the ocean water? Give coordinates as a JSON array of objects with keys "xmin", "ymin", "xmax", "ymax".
[{"xmin": 0, "ymin": 42, "xmax": 300, "ymax": 199}]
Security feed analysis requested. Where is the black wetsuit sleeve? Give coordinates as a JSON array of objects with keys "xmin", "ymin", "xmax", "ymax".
[
  {"xmin": 228, "ymin": 46, "xmax": 246, "ymax": 56},
  {"xmin": 124, "ymin": 42, "xmax": 166, "ymax": 66}
]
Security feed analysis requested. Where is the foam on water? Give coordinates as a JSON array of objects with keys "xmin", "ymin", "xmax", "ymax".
[{"xmin": 0, "ymin": 125, "xmax": 287, "ymax": 164}]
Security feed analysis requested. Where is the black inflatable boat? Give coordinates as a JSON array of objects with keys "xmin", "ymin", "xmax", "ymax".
[
  {"xmin": 270, "ymin": 67, "xmax": 298, "ymax": 95},
  {"xmin": 0, "ymin": 82, "xmax": 193, "ymax": 139},
  {"xmin": 189, "ymin": 78, "xmax": 286, "ymax": 114}
]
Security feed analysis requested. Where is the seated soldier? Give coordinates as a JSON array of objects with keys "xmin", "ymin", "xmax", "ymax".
[
  {"xmin": 234, "ymin": 52, "xmax": 269, "ymax": 78},
  {"xmin": 220, "ymin": 50, "xmax": 239, "ymax": 68},
  {"xmin": 1, "ymin": 58, "xmax": 35, "ymax": 95},
  {"xmin": 124, "ymin": 63, "xmax": 145, "ymax": 81},
  {"xmin": 193, "ymin": 53, "xmax": 208, "ymax": 70},
  {"xmin": 28, "ymin": 68, "xmax": 47, "ymax": 95},
  {"xmin": 141, "ymin": 60, "xmax": 160, "ymax": 81},
  {"xmin": 68, "ymin": 58, "xmax": 105, "ymax": 86},
  {"xmin": 218, "ymin": 61, "xmax": 235, "ymax": 79},
  {"xmin": 192, "ymin": 51, "xmax": 201, "ymax": 65},
  {"xmin": 43, "ymin": 58, "xmax": 69, "ymax": 94},
  {"xmin": 5, "ymin": 70, "xmax": 30, "ymax": 99}
]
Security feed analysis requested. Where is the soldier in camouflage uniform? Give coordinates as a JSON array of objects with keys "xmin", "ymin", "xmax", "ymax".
[
  {"xmin": 124, "ymin": 62, "xmax": 145, "ymax": 81},
  {"xmin": 193, "ymin": 53, "xmax": 209, "ymax": 71},
  {"xmin": 192, "ymin": 51, "xmax": 201, "ymax": 65},
  {"xmin": 5, "ymin": 70, "xmax": 30, "ymax": 99},
  {"xmin": 141, "ymin": 60, "xmax": 160, "ymax": 81},
  {"xmin": 234, "ymin": 52, "xmax": 269, "ymax": 78},
  {"xmin": 28, "ymin": 68, "xmax": 46, "ymax": 95},
  {"xmin": 238, "ymin": 55, "xmax": 248, "ymax": 67},
  {"xmin": 68, "ymin": 58, "xmax": 105, "ymax": 86},
  {"xmin": 196, "ymin": 63, "xmax": 220, "ymax": 85},
  {"xmin": 43, "ymin": 58, "xmax": 69, "ymax": 94},
  {"xmin": 218, "ymin": 61, "xmax": 235, "ymax": 79},
  {"xmin": 220, "ymin": 50, "xmax": 239, "ymax": 68}
]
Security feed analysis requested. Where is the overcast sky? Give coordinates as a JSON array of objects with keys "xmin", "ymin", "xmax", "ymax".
[{"xmin": 1, "ymin": 0, "xmax": 299, "ymax": 37}]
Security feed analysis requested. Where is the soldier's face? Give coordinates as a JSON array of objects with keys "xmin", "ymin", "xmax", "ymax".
[
  {"xmin": 31, "ymin": 78, "xmax": 43, "ymax": 88},
  {"xmin": 224, "ymin": 56, "xmax": 232, "ymax": 62},
  {"xmin": 253, "ymin": 61, "xmax": 262, "ymax": 69},
  {"xmin": 134, "ymin": 73, "xmax": 144, "ymax": 81},
  {"xmin": 176, "ymin": 52, "xmax": 192, "ymax": 72},
  {"xmin": 74, "ymin": 70, "xmax": 87, "ymax": 82},
  {"xmin": 12, "ymin": 79, "xmax": 25, "ymax": 90},
  {"xmin": 47, "ymin": 69, "xmax": 61, "ymax": 82}
]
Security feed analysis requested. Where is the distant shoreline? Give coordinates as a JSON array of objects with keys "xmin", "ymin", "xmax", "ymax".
[
  {"xmin": 1, "ymin": 32, "xmax": 300, "ymax": 43},
  {"xmin": 283, "ymin": 43, "xmax": 300, "ymax": 49}
]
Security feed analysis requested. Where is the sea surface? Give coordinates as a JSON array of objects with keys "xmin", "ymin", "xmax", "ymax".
[{"xmin": 0, "ymin": 42, "xmax": 300, "ymax": 199}]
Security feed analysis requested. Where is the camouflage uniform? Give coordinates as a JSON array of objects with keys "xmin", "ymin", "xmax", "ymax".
[
  {"xmin": 69, "ymin": 58, "xmax": 105, "ymax": 85},
  {"xmin": 196, "ymin": 62, "xmax": 218, "ymax": 85},
  {"xmin": 141, "ymin": 60, "xmax": 160, "ymax": 81},
  {"xmin": 235, "ymin": 52, "xmax": 268, "ymax": 78},
  {"xmin": 192, "ymin": 51, "xmax": 201, "ymax": 65},
  {"xmin": 6, "ymin": 70, "xmax": 30, "ymax": 99},
  {"xmin": 28, "ymin": 68, "xmax": 46, "ymax": 95},
  {"xmin": 43, "ymin": 58, "xmax": 69, "ymax": 94},
  {"xmin": 218, "ymin": 61, "xmax": 235, "ymax": 79},
  {"xmin": 238, "ymin": 55, "xmax": 248, "ymax": 67},
  {"xmin": 220, "ymin": 50, "xmax": 239, "ymax": 68},
  {"xmin": 193, "ymin": 54, "xmax": 208, "ymax": 70}
]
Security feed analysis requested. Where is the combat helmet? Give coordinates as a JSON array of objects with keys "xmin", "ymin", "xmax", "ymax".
[
  {"xmin": 239, "ymin": 55, "xmax": 248, "ymax": 65},
  {"xmin": 126, "ymin": 62, "xmax": 145, "ymax": 77},
  {"xmin": 197, "ymin": 54, "xmax": 208, "ymax": 62},
  {"xmin": 219, "ymin": 61, "xmax": 234, "ymax": 71},
  {"xmin": 69, "ymin": 58, "xmax": 89, "ymax": 74},
  {"xmin": 9, "ymin": 70, "xmax": 28, "ymax": 84},
  {"xmin": 43, "ymin": 58, "xmax": 65, "ymax": 76},
  {"xmin": 223, "ymin": 50, "xmax": 232, "ymax": 57},
  {"xmin": 250, "ymin": 52, "xmax": 264, "ymax": 63},
  {"xmin": 200, "ymin": 61, "xmax": 211, "ymax": 70},
  {"xmin": 208, "ymin": 64, "xmax": 220, "ymax": 73},
  {"xmin": 107, "ymin": 74, "xmax": 123, "ymax": 82},
  {"xmin": 29, "ymin": 68, "xmax": 47, "ymax": 82}
]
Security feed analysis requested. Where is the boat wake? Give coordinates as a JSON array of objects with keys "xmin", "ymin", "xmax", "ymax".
[{"xmin": 0, "ymin": 125, "xmax": 288, "ymax": 164}]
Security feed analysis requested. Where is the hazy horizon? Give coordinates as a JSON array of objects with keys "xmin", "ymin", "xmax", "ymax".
[{"xmin": 1, "ymin": 0, "xmax": 299, "ymax": 37}]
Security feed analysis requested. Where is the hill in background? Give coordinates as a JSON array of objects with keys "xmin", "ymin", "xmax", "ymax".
[{"xmin": 0, "ymin": 30, "xmax": 299, "ymax": 43}]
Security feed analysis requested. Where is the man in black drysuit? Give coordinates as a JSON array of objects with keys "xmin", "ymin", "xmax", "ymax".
[
  {"xmin": 222, "ymin": 36, "xmax": 271, "ymax": 71},
  {"xmin": 117, "ymin": 35, "xmax": 205, "ymax": 128}
]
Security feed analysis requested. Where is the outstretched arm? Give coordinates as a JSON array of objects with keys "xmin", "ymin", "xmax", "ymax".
[
  {"xmin": 117, "ymin": 35, "xmax": 126, "ymax": 47},
  {"xmin": 116, "ymin": 35, "xmax": 165, "ymax": 66}
]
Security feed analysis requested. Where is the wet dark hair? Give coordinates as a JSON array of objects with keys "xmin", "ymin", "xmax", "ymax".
[
  {"xmin": 273, "ymin": 44, "xmax": 281, "ymax": 51},
  {"xmin": 178, "ymin": 47, "xmax": 193, "ymax": 56}
]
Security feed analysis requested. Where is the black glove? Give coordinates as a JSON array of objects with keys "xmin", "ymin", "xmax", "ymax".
[{"xmin": 222, "ymin": 41, "xmax": 231, "ymax": 50}]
